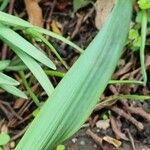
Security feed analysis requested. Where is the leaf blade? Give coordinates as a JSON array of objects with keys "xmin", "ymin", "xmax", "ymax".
[
  {"xmin": 15, "ymin": 0, "xmax": 133, "ymax": 149},
  {"xmin": 0, "ymin": 24, "xmax": 56, "ymax": 70}
]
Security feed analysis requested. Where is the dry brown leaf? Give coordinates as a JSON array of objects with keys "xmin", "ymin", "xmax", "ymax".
[
  {"xmin": 24, "ymin": 0, "xmax": 43, "ymax": 27},
  {"xmin": 95, "ymin": 0, "xmax": 115, "ymax": 29},
  {"xmin": 51, "ymin": 20, "xmax": 62, "ymax": 35}
]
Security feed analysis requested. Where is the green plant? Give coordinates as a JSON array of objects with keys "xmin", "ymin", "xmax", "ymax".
[
  {"xmin": 73, "ymin": 0, "xmax": 92, "ymax": 12},
  {"xmin": 15, "ymin": 0, "xmax": 134, "ymax": 149},
  {"xmin": 137, "ymin": 0, "xmax": 149, "ymax": 85},
  {"xmin": 0, "ymin": 10, "xmax": 84, "ymax": 98},
  {"xmin": 0, "ymin": 132, "xmax": 10, "ymax": 146},
  {"xmin": 138, "ymin": 0, "xmax": 150, "ymax": 9}
]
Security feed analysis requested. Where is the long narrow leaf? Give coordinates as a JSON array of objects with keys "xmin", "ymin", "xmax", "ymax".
[
  {"xmin": 0, "ymin": 11, "xmax": 83, "ymax": 52},
  {"xmin": 0, "ymin": 11, "xmax": 32, "ymax": 28},
  {"xmin": 29, "ymin": 27, "xmax": 84, "ymax": 53},
  {"xmin": 0, "ymin": 84, "xmax": 27, "ymax": 99},
  {"xmin": 15, "ymin": 0, "xmax": 133, "ymax": 149},
  {"xmin": 0, "ymin": 24, "xmax": 56, "ymax": 70},
  {"xmin": 0, "ymin": 72, "xmax": 19, "ymax": 85},
  {"xmin": 0, "ymin": 60, "xmax": 10, "ymax": 70},
  {"xmin": 12, "ymin": 49, "xmax": 54, "ymax": 96}
]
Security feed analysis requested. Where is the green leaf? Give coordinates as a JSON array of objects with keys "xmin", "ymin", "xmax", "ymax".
[
  {"xmin": 73, "ymin": 0, "xmax": 91, "ymax": 12},
  {"xmin": 0, "ymin": 0, "xmax": 9, "ymax": 11},
  {"xmin": 30, "ymin": 27, "xmax": 84, "ymax": 53},
  {"xmin": 0, "ymin": 24, "xmax": 56, "ymax": 70},
  {"xmin": 32, "ymin": 108, "xmax": 41, "ymax": 117},
  {"xmin": 15, "ymin": 0, "xmax": 133, "ymax": 149},
  {"xmin": 12, "ymin": 49, "xmax": 54, "ymax": 96},
  {"xmin": 0, "ymin": 11, "xmax": 32, "ymax": 28},
  {"xmin": 0, "ymin": 133, "xmax": 10, "ymax": 146},
  {"xmin": 0, "ymin": 60, "xmax": 10, "ymax": 71},
  {"xmin": 26, "ymin": 29, "xmax": 69, "ymax": 69},
  {"xmin": 129, "ymin": 29, "xmax": 139, "ymax": 40},
  {"xmin": 0, "ymin": 84, "xmax": 27, "ymax": 99},
  {"xmin": 133, "ymin": 36, "xmax": 141, "ymax": 48},
  {"xmin": 0, "ymin": 72, "xmax": 19, "ymax": 85},
  {"xmin": 56, "ymin": 145, "xmax": 65, "ymax": 150},
  {"xmin": 136, "ymin": 11, "xmax": 142, "ymax": 23},
  {"xmin": 138, "ymin": 0, "xmax": 150, "ymax": 9},
  {"xmin": 19, "ymin": 71, "xmax": 41, "ymax": 106},
  {"xmin": 0, "ymin": 11, "xmax": 83, "ymax": 53}
]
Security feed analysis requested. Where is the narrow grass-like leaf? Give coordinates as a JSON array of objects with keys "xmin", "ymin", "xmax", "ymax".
[
  {"xmin": 19, "ymin": 71, "xmax": 41, "ymax": 107},
  {"xmin": 0, "ymin": 84, "xmax": 27, "ymax": 99},
  {"xmin": 26, "ymin": 28, "xmax": 69, "ymax": 69},
  {"xmin": 31, "ymin": 27, "xmax": 84, "ymax": 53},
  {"xmin": 0, "ymin": 60, "xmax": 10, "ymax": 71},
  {"xmin": 0, "ymin": 11, "xmax": 32, "ymax": 28},
  {"xmin": 0, "ymin": 11, "xmax": 83, "ymax": 53},
  {"xmin": 45, "ymin": 70, "xmax": 65, "ymax": 78},
  {"xmin": 0, "ymin": 0, "xmax": 9, "ymax": 11},
  {"xmin": 0, "ymin": 72, "xmax": 19, "ymax": 85},
  {"xmin": 96, "ymin": 94, "xmax": 150, "ymax": 110},
  {"xmin": 15, "ymin": 0, "xmax": 133, "ymax": 149},
  {"xmin": 109, "ymin": 80, "xmax": 144, "ymax": 85},
  {"xmin": 12, "ymin": 49, "xmax": 54, "ymax": 96},
  {"xmin": 0, "ymin": 24, "xmax": 56, "ymax": 70}
]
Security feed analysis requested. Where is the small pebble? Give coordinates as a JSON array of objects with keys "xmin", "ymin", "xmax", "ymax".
[
  {"xmin": 72, "ymin": 138, "xmax": 77, "ymax": 143},
  {"xmin": 80, "ymin": 140, "xmax": 85, "ymax": 145}
]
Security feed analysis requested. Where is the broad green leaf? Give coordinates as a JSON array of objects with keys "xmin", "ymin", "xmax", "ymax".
[
  {"xmin": 0, "ymin": 84, "xmax": 27, "ymax": 99},
  {"xmin": 0, "ymin": 24, "xmax": 56, "ymax": 70},
  {"xmin": 12, "ymin": 49, "xmax": 54, "ymax": 96},
  {"xmin": 15, "ymin": 0, "xmax": 133, "ymax": 149},
  {"xmin": 0, "ymin": 60, "xmax": 10, "ymax": 71},
  {"xmin": 0, "ymin": 72, "xmax": 19, "ymax": 85},
  {"xmin": 0, "ymin": 133, "xmax": 10, "ymax": 146}
]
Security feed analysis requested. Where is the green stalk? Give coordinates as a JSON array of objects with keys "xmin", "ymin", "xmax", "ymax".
[
  {"xmin": 140, "ymin": 10, "xmax": 147, "ymax": 85},
  {"xmin": 96, "ymin": 94, "xmax": 150, "ymax": 109},
  {"xmin": 15, "ymin": 1, "xmax": 133, "ymax": 149},
  {"xmin": 19, "ymin": 71, "xmax": 41, "ymax": 107}
]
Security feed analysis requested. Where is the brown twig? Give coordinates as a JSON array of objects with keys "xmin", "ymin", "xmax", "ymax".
[
  {"xmin": 110, "ymin": 116, "xmax": 129, "ymax": 141},
  {"xmin": 86, "ymin": 129, "xmax": 102, "ymax": 146},
  {"xmin": 111, "ymin": 106, "xmax": 144, "ymax": 131},
  {"xmin": 125, "ymin": 129, "xmax": 136, "ymax": 150},
  {"xmin": 124, "ymin": 106, "xmax": 150, "ymax": 122}
]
